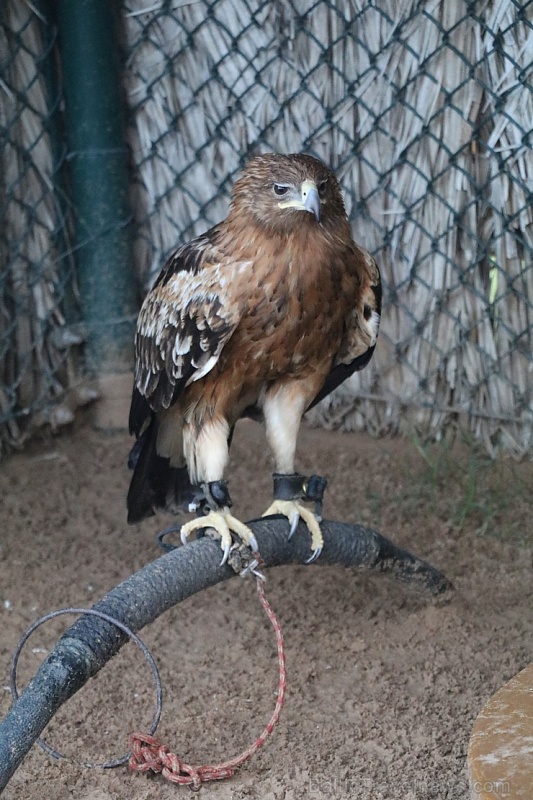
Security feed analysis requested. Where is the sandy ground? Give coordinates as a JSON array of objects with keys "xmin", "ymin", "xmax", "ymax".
[{"xmin": 0, "ymin": 419, "xmax": 531, "ymax": 799}]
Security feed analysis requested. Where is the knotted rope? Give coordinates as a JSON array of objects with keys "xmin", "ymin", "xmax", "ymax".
[{"xmin": 129, "ymin": 569, "xmax": 286, "ymax": 789}]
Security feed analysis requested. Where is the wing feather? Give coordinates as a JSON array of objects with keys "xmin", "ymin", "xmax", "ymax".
[
  {"xmin": 130, "ymin": 227, "xmax": 245, "ymax": 435},
  {"xmin": 307, "ymin": 249, "xmax": 381, "ymax": 411}
]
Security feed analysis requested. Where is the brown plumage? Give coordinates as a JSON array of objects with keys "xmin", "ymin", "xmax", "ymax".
[{"xmin": 127, "ymin": 153, "xmax": 381, "ymax": 559}]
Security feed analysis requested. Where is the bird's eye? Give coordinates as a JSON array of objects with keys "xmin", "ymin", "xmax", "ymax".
[
  {"xmin": 273, "ymin": 184, "xmax": 290, "ymax": 197},
  {"xmin": 317, "ymin": 179, "xmax": 328, "ymax": 198}
]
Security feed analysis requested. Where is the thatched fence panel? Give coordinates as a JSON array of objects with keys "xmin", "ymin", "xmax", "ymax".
[
  {"xmin": 1, "ymin": 3, "xmax": 82, "ymax": 455},
  {"xmin": 1, "ymin": 0, "xmax": 532, "ymax": 456}
]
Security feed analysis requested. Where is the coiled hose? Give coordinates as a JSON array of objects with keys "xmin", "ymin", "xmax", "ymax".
[{"xmin": 0, "ymin": 517, "xmax": 452, "ymax": 791}]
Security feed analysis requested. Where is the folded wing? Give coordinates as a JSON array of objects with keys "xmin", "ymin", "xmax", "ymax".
[
  {"xmin": 307, "ymin": 248, "xmax": 381, "ymax": 411},
  {"xmin": 129, "ymin": 229, "xmax": 244, "ymax": 438}
]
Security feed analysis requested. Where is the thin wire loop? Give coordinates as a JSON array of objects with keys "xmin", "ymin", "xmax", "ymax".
[{"xmin": 10, "ymin": 607, "xmax": 162, "ymax": 769}]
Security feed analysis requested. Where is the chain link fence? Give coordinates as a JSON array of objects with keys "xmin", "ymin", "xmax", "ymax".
[
  {"xmin": 0, "ymin": 2, "xmax": 94, "ymax": 455},
  {"xmin": 123, "ymin": 0, "xmax": 533, "ymax": 456},
  {"xmin": 2, "ymin": 0, "xmax": 532, "ymax": 456}
]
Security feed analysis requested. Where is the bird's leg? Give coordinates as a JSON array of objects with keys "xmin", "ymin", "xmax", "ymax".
[
  {"xmin": 180, "ymin": 480, "xmax": 258, "ymax": 566},
  {"xmin": 262, "ymin": 383, "xmax": 327, "ymax": 562},
  {"xmin": 263, "ymin": 473, "xmax": 328, "ymax": 563}
]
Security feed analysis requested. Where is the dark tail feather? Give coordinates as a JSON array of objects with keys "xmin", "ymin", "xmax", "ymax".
[{"xmin": 127, "ymin": 417, "xmax": 195, "ymax": 523}]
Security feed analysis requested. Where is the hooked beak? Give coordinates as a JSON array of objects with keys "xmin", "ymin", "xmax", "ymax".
[
  {"xmin": 277, "ymin": 179, "xmax": 321, "ymax": 222},
  {"xmin": 302, "ymin": 181, "xmax": 321, "ymax": 221}
]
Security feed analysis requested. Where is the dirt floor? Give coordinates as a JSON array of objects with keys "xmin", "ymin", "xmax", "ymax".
[{"xmin": 0, "ymin": 418, "xmax": 531, "ymax": 799}]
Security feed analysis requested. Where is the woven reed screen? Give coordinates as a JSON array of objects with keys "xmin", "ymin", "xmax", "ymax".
[
  {"xmin": 2, "ymin": 1, "xmax": 532, "ymax": 456},
  {"xmin": 0, "ymin": 3, "xmax": 89, "ymax": 455}
]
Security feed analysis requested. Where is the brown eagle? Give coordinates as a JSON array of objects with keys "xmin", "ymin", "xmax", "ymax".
[{"xmin": 127, "ymin": 153, "xmax": 381, "ymax": 563}]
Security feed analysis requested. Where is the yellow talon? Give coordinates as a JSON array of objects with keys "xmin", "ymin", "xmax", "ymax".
[
  {"xmin": 263, "ymin": 500, "xmax": 323, "ymax": 562},
  {"xmin": 180, "ymin": 510, "xmax": 258, "ymax": 565}
]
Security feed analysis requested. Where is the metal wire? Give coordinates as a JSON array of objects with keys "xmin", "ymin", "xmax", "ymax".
[{"xmin": 10, "ymin": 607, "xmax": 162, "ymax": 769}]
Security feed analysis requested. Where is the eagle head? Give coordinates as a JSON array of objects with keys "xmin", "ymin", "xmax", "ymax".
[{"xmin": 228, "ymin": 153, "xmax": 347, "ymax": 234}]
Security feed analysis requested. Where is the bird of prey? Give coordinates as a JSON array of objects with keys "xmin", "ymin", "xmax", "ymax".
[{"xmin": 127, "ymin": 153, "xmax": 381, "ymax": 564}]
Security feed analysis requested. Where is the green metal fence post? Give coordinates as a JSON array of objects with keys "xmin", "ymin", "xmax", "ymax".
[{"xmin": 55, "ymin": 0, "xmax": 138, "ymax": 380}]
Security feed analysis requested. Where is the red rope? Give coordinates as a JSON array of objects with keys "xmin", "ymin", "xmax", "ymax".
[{"xmin": 129, "ymin": 573, "xmax": 286, "ymax": 789}]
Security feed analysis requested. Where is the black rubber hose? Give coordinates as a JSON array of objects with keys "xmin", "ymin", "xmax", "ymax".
[{"xmin": 0, "ymin": 517, "xmax": 452, "ymax": 791}]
